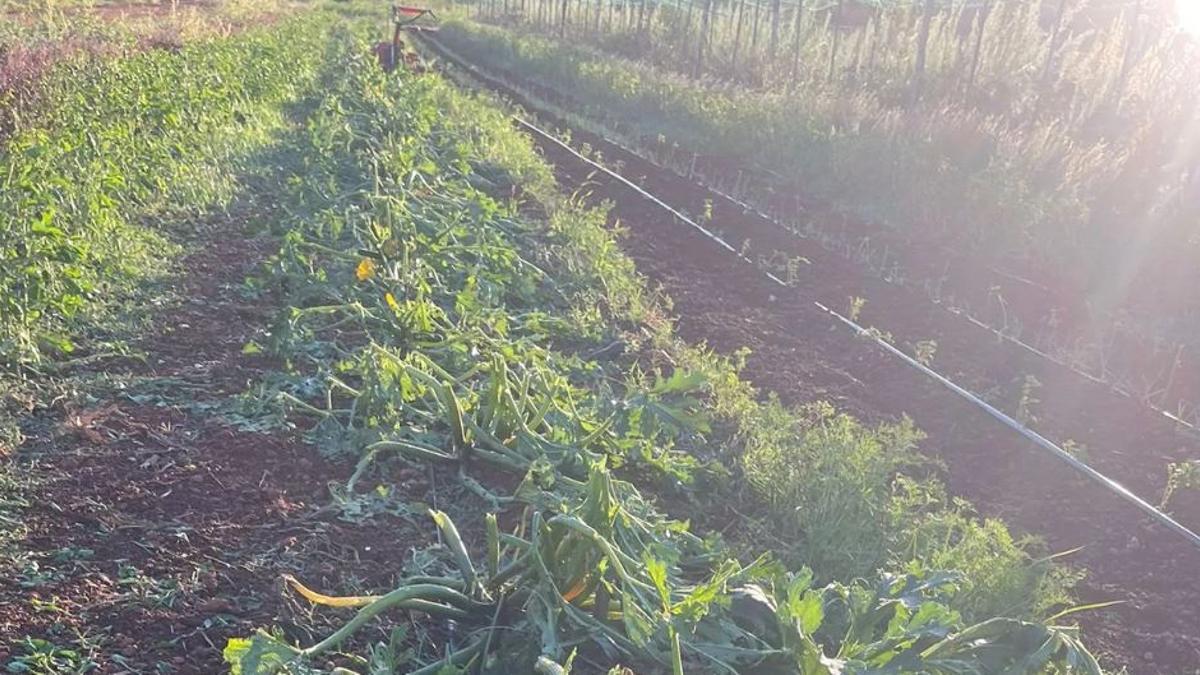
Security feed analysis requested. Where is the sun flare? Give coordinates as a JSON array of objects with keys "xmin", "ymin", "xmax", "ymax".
[{"xmin": 1179, "ymin": 0, "xmax": 1200, "ymax": 36}]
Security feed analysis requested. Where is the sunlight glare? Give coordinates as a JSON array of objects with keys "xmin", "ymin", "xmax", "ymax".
[{"xmin": 1179, "ymin": 0, "xmax": 1200, "ymax": 36}]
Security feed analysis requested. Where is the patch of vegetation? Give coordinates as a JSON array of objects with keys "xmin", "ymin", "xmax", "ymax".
[
  {"xmin": 6, "ymin": 636, "xmax": 100, "ymax": 675},
  {"xmin": 0, "ymin": 10, "xmax": 346, "ymax": 659},
  {"xmin": 0, "ymin": 10, "xmax": 332, "ymax": 367},
  {"xmin": 221, "ymin": 15, "xmax": 1097, "ymax": 673},
  {"xmin": 431, "ymin": 13, "xmax": 1200, "ymax": 388}
]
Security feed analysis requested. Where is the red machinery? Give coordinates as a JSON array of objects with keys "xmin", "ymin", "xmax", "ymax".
[{"xmin": 375, "ymin": 5, "xmax": 437, "ymax": 72}]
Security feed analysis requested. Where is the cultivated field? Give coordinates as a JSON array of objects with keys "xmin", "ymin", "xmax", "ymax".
[
  {"xmin": 0, "ymin": 1, "xmax": 1197, "ymax": 674},
  {"xmin": 438, "ymin": 0, "xmax": 1200, "ymax": 429}
]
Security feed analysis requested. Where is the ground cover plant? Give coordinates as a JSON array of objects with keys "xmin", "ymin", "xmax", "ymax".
[
  {"xmin": 215, "ymin": 17, "xmax": 1100, "ymax": 672},
  {"xmin": 0, "ymin": 11, "xmax": 345, "ymax": 463},
  {"xmin": 0, "ymin": 0, "xmax": 293, "ymax": 139},
  {"xmin": 430, "ymin": 2, "xmax": 1200, "ymax": 419},
  {"xmin": 0, "ymin": 2, "xmax": 323, "ymax": 370}
]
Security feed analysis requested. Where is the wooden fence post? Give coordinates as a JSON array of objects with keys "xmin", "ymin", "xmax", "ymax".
[
  {"xmin": 849, "ymin": 14, "xmax": 867, "ymax": 76},
  {"xmin": 1040, "ymin": 0, "xmax": 1071, "ymax": 87},
  {"xmin": 696, "ymin": 0, "xmax": 713, "ymax": 77},
  {"xmin": 685, "ymin": 0, "xmax": 696, "ymax": 55},
  {"xmin": 750, "ymin": 0, "xmax": 762, "ymax": 63},
  {"xmin": 827, "ymin": 0, "xmax": 843, "ymax": 83},
  {"xmin": 732, "ymin": 0, "xmax": 747, "ymax": 74},
  {"xmin": 769, "ymin": 0, "xmax": 781, "ymax": 58},
  {"xmin": 865, "ymin": 6, "xmax": 882, "ymax": 73}
]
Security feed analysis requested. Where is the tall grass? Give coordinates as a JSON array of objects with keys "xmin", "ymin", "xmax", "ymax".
[{"xmin": 440, "ymin": 0, "xmax": 1200, "ymax": 379}]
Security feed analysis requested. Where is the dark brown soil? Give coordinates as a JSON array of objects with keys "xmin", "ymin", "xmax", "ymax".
[
  {"xmin": 0, "ymin": 213, "xmax": 430, "ymax": 673},
  {"xmin": 540, "ymin": 137, "xmax": 1200, "ymax": 674},
  {"xmin": 416, "ymin": 36, "xmax": 1200, "ymax": 672}
]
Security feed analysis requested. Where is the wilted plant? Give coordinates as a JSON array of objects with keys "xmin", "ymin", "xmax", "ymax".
[{"xmin": 220, "ymin": 29, "xmax": 1100, "ymax": 670}]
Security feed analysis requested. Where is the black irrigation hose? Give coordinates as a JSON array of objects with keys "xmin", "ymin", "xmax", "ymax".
[
  {"xmin": 420, "ymin": 28, "xmax": 1200, "ymax": 436},
  {"xmin": 416, "ymin": 32, "xmax": 1200, "ymax": 552}
]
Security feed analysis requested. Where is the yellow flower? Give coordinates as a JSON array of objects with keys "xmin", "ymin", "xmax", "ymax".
[
  {"xmin": 385, "ymin": 292, "xmax": 400, "ymax": 313},
  {"xmin": 355, "ymin": 258, "xmax": 376, "ymax": 282}
]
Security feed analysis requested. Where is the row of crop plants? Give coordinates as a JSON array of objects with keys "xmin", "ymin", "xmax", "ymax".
[
  {"xmin": 223, "ymin": 19, "xmax": 1100, "ymax": 673},
  {"xmin": 0, "ymin": 0, "xmax": 293, "ymax": 140},
  {"xmin": 466, "ymin": 0, "xmax": 1188, "ymax": 113},
  {"xmin": 429, "ymin": 3, "xmax": 1200, "ymax": 411},
  {"xmin": 0, "ymin": 7, "xmax": 357, "ymax": 458},
  {"xmin": 0, "ymin": 10, "xmax": 338, "ymax": 369},
  {"xmin": 453, "ymin": 0, "xmax": 1198, "ymax": 290}
]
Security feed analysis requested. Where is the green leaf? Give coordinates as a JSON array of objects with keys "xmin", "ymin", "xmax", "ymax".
[
  {"xmin": 644, "ymin": 552, "xmax": 671, "ymax": 608},
  {"xmin": 650, "ymin": 370, "xmax": 707, "ymax": 396},
  {"xmin": 430, "ymin": 509, "xmax": 479, "ymax": 596},
  {"xmin": 223, "ymin": 633, "xmax": 300, "ymax": 675},
  {"xmin": 793, "ymin": 590, "xmax": 824, "ymax": 636}
]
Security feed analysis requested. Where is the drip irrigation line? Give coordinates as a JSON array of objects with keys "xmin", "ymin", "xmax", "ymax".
[
  {"xmin": 427, "ymin": 27, "xmax": 1200, "ymax": 429},
  {"xmin": 418, "ymin": 32, "xmax": 1200, "ymax": 552},
  {"xmin": 694, "ymin": 157, "xmax": 1200, "ymax": 434},
  {"xmin": 525, "ymin": 111, "xmax": 1200, "ymax": 552}
]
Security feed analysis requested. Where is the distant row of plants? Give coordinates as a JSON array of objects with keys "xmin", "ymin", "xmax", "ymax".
[
  {"xmin": 226, "ymin": 18, "xmax": 1097, "ymax": 673},
  {"xmin": 467, "ymin": 0, "xmax": 1196, "ymax": 129},
  {"xmin": 0, "ymin": 11, "xmax": 332, "ymax": 366},
  {"xmin": 432, "ymin": 8, "xmax": 1200, "ymax": 366},
  {"xmin": 452, "ymin": 0, "xmax": 1200, "ymax": 282},
  {"xmin": 0, "ymin": 0, "xmax": 292, "ymax": 137}
]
